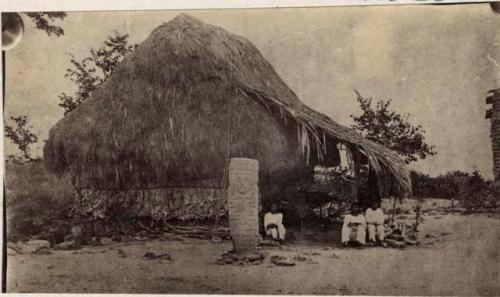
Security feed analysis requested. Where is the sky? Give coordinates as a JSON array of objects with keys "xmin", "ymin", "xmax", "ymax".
[{"xmin": 4, "ymin": 4, "xmax": 500, "ymax": 178}]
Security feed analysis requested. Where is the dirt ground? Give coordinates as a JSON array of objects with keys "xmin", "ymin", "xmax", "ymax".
[{"xmin": 6, "ymin": 211, "xmax": 500, "ymax": 296}]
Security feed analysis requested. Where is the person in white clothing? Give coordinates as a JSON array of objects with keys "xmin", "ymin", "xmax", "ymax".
[
  {"xmin": 365, "ymin": 200, "xmax": 385, "ymax": 244},
  {"xmin": 341, "ymin": 204, "xmax": 366, "ymax": 247},
  {"xmin": 264, "ymin": 204, "xmax": 286, "ymax": 241}
]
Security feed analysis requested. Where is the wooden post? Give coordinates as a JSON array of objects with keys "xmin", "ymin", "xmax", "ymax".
[
  {"xmin": 391, "ymin": 197, "xmax": 398, "ymax": 226},
  {"xmin": 227, "ymin": 158, "xmax": 259, "ymax": 254},
  {"xmin": 414, "ymin": 196, "xmax": 423, "ymax": 231},
  {"xmin": 350, "ymin": 146, "xmax": 361, "ymax": 204}
]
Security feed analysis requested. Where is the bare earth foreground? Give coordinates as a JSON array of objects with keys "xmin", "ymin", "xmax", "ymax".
[{"xmin": 7, "ymin": 214, "xmax": 500, "ymax": 296}]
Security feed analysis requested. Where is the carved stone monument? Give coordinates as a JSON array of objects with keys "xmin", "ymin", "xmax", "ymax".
[
  {"xmin": 227, "ymin": 158, "xmax": 259, "ymax": 254},
  {"xmin": 486, "ymin": 89, "xmax": 500, "ymax": 189}
]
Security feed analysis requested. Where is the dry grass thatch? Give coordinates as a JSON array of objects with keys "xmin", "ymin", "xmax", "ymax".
[{"xmin": 44, "ymin": 14, "xmax": 411, "ymax": 196}]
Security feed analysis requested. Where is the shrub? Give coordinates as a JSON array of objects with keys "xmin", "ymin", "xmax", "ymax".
[
  {"xmin": 409, "ymin": 169, "xmax": 500, "ymax": 213},
  {"xmin": 5, "ymin": 157, "xmax": 73, "ymax": 242},
  {"xmin": 458, "ymin": 171, "xmax": 496, "ymax": 212}
]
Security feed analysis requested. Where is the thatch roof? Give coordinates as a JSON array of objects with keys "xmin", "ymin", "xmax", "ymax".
[{"xmin": 44, "ymin": 14, "xmax": 411, "ymax": 196}]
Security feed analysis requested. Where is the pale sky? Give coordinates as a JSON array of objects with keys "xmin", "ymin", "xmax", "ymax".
[{"xmin": 4, "ymin": 5, "xmax": 499, "ymax": 178}]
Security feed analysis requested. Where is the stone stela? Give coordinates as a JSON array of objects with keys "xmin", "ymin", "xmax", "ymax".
[
  {"xmin": 227, "ymin": 158, "xmax": 259, "ymax": 254},
  {"xmin": 486, "ymin": 89, "xmax": 500, "ymax": 188}
]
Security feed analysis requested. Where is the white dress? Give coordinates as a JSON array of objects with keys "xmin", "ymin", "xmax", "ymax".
[
  {"xmin": 264, "ymin": 212, "xmax": 286, "ymax": 240},
  {"xmin": 365, "ymin": 208, "xmax": 385, "ymax": 241},
  {"xmin": 341, "ymin": 214, "xmax": 366, "ymax": 244}
]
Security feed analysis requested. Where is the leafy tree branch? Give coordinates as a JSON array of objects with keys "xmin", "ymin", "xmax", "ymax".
[
  {"xmin": 59, "ymin": 31, "xmax": 134, "ymax": 115},
  {"xmin": 24, "ymin": 12, "xmax": 67, "ymax": 36},
  {"xmin": 350, "ymin": 90, "xmax": 436, "ymax": 164},
  {"xmin": 4, "ymin": 115, "xmax": 38, "ymax": 161}
]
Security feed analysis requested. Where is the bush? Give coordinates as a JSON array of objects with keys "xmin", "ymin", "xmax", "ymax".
[
  {"xmin": 410, "ymin": 170, "xmax": 470, "ymax": 199},
  {"xmin": 458, "ymin": 171, "xmax": 496, "ymax": 212},
  {"xmin": 411, "ymin": 169, "xmax": 497, "ymax": 212},
  {"xmin": 5, "ymin": 157, "xmax": 73, "ymax": 242}
]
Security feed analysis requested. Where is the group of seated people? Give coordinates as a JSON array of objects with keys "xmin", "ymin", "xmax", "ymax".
[
  {"xmin": 263, "ymin": 200, "xmax": 386, "ymax": 247},
  {"xmin": 341, "ymin": 201, "xmax": 385, "ymax": 247}
]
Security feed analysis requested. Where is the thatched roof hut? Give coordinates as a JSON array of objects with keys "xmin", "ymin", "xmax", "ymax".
[{"xmin": 44, "ymin": 14, "xmax": 411, "ymax": 198}]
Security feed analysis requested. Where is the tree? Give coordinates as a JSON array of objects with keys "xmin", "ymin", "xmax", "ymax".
[
  {"xmin": 410, "ymin": 170, "xmax": 433, "ymax": 198},
  {"xmin": 4, "ymin": 115, "xmax": 38, "ymax": 161},
  {"xmin": 350, "ymin": 90, "xmax": 436, "ymax": 164},
  {"xmin": 459, "ymin": 170, "xmax": 494, "ymax": 211},
  {"xmin": 435, "ymin": 171, "xmax": 470, "ymax": 198},
  {"xmin": 59, "ymin": 31, "xmax": 134, "ymax": 115},
  {"xmin": 24, "ymin": 12, "xmax": 67, "ymax": 36},
  {"xmin": 410, "ymin": 170, "xmax": 470, "ymax": 199}
]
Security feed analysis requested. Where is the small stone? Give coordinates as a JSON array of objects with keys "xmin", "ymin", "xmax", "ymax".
[
  {"xmin": 143, "ymin": 252, "xmax": 172, "ymax": 261},
  {"xmin": 100, "ymin": 237, "xmax": 113, "ymax": 245},
  {"xmin": 228, "ymin": 253, "xmax": 238, "ymax": 260},
  {"xmin": 117, "ymin": 249, "xmax": 127, "ymax": 258},
  {"xmin": 54, "ymin": 240, "xmax": 81, "ymax": 250},
  {"xmin": 211, "ymin": 236, "xmax": 223, "ymax": 243},
  {"xmin": 270, "ymin": 255, "xmax": 296, "ymax": 266},
  {"xmin": 404, "ymin": 238, "xmax": 420, "ymax": 245},
  {"xmin": 260, "ymin": 239, "xmax": 280, "ymax": 247},
  {"xmin": 21, "ymin": 240, "xmax": 51, "ymax": 254},
  {"xmin": 35, "ymin": 248, "xmax": 52, "ymax": 255},
  {"xmin": 292, "ymin": 255, "xmax": 308, "ymax": 262},
  {"xmin": 385, "ymin": 239, "xmax": 407, "ymax": 249},
  {"xmin": 246, "ymin": 253, "xmax": 264, "ymax": 262}
]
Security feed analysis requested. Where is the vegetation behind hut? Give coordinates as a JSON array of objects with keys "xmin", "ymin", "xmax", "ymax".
[{"xmin": 5, "ymin": 157, "xmax": 73, "ymax": 242}]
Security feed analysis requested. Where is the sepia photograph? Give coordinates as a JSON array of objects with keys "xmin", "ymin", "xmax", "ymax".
[{"xmin": 2, "ymin": 2, "xmax": 500, "ymax": 295}]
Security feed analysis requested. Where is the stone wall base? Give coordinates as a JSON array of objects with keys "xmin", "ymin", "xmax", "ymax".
[{"xmin": 72, "ymin": 188, "xmax": 227, "ymax": 221}]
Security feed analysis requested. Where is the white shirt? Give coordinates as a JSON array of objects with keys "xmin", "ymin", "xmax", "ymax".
[
  {"xmin": 365, "ymin": 208, "xmax": 385, "ymax": 225},
  {"xmin": 264, "ymin": 212, "xmax": 283, "ymax": 228}
]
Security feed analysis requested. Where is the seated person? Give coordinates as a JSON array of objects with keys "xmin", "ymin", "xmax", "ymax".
[
  {"xmin": 341, "ymin": 203, "xmax": 366, "ymax": 247},
  {"xmin": 365, "ymin": 200, "xmax": 385, "ymax": 244},
  {"xmin": 264, "ymin": 203, "xmax": 286, "ymax": 241}
]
